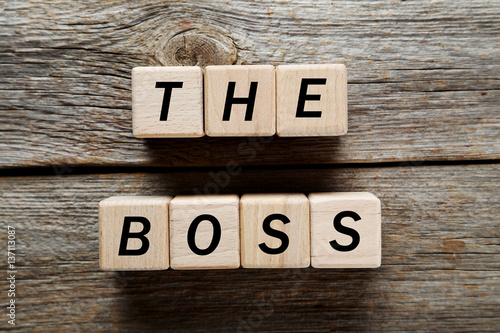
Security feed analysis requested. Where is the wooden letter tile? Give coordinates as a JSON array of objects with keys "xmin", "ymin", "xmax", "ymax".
[
  {"xmin": 240, "ymin": 194, "xmax": 310, "ymax": 268},
  {"xmin": 276, "ymin": 64, "xmax": 347, "ymax": 136},
  {"xmin": 132, "ymin": 66, "xmax": 204, "ymax": 138},
  {"xmin": 205, "ymin": 65, "xmax": 276, "ymax": 136},
  {"xmin": 309, "ymin": 192, "xmax": 381, "ymax": 268},
  {"xmin": 169, "ymin": 195, "xmax": 240, "ymax": 269},
  {"xmin": 99, "ymin": 196, "xmax": 172, "ymax": 270}
]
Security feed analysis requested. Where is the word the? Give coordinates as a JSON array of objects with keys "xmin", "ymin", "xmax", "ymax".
[{"xmin": 132, "ymin": 64, "xmax": 347, "ymax": 138}]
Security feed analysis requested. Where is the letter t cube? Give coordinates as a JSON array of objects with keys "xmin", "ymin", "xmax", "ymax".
[{"xmin": 132, "ymin": 66, "xmax": 204, "ymax": 138}]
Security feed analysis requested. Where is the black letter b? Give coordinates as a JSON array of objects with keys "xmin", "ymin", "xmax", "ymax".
[{"xmin": 118, "ymin": 216, "xmax": 151, "ymax": 256}]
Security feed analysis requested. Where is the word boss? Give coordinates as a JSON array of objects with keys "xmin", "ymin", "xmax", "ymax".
[
  {"xmin": 99, "ymin": 193, "xmax": 381, "ymax": 270},
  {"xmin": 132, "ymin": 64, "xmax": 347, "ymax": 138}
]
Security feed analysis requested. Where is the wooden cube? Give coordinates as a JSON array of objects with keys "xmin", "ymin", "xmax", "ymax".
[
  {"xmin": 240, "ymin": 194, "xmax": 310, "ymax": 268},
  {"xmin": 276, "ymin": 64, "xmax": 347, "ymax": 137},
  {"xmin": 99, "ymin": 196, "xmax": 172, "ymax": 270},
  {"xmin": 169, "ymin": 195, "xmax": 240, "ymax": 270},
  {"xmin": 132, "ymin": 66, "xmax": 204, "ymax": 138},
  {"xmin": 309, "ymin": 192, "xmax": 381, "ymax": 268},
  {"xmin": 205, "ymin": 65, "xmax": 276, "ymax": 136}
]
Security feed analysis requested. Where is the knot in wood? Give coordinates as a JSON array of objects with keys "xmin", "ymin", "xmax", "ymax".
[{"xmin": 159, "ymin": 29, "xmax": 237, "ymax": 67}]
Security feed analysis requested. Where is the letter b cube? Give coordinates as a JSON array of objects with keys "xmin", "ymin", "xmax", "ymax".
[{"xmin": 99, "ymin": 196, "xmax": 172, "ymax": 270}]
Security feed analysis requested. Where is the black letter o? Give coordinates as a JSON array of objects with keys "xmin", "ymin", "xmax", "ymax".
[{"xmin": 187, "ymin": 214, "xmax": 221, "ymax": 256}]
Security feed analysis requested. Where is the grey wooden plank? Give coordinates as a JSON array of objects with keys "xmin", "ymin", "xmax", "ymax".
[
  {"xmin": 1, "ymin": 0, "xmax": 499, "ymax": 168},
  {"xmin": 0, "ymin": 164, "xmax": 498, "ymax": 331}
]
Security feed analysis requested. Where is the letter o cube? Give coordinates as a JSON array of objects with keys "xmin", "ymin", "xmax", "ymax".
[{"xmin": 169, "ymin": 195, "xmax": 240, "ymax": 270}]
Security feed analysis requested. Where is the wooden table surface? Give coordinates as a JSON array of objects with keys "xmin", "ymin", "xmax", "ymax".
[{"xmin": 1, "ymin": 0, "xmax": 499, "ymax": 331}]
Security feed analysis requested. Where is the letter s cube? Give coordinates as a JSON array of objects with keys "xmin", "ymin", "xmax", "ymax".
[
  {"xmin": 240, "ymin": 194, "xmax": 310, "ymax": 268},
  {"xmin": 309, "ymin": 192, "xmax": 381, "ymax": 268}
]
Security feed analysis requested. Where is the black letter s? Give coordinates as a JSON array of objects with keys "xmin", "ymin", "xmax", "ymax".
[
  {"xmin": 258, "ymin": 214, "xmax": 290, "ymax": 255},
  {"xmin": 330, "ymin": 211, "xmax": 361, "ymax": 252}
]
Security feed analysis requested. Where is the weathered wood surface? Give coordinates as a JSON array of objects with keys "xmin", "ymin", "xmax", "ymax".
[
  {"xmin": 1, "ymin": 0, "xmax": 499, "ymax": 331},
  {"xmin": 0, "ymin": 164, "xmax": 499, "ymax": 332},
  {"xmin": 1, "ymin": 0, "xmax": 499, "ymax": 168}
]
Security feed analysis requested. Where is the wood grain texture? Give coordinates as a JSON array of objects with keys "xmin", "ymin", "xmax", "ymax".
[
  {"xmin": 1, "ymin": 0, "xmax": 499, "ymax": 167},
  {"xmin": 1, "ymin": 164, "xmax": 498, "ymax": 332},
  {"xmin": 169, "ymin": 194, "xmax": 240, "ymax": 270},
  {"xmin": 0, "ymin": 0, "xmax": 499, "ymax": 331}
]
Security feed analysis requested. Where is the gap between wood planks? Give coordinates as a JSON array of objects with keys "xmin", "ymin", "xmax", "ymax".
[{"xmin": 0, "ymin": 158, "xmax": 498, "ymax": 177}]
